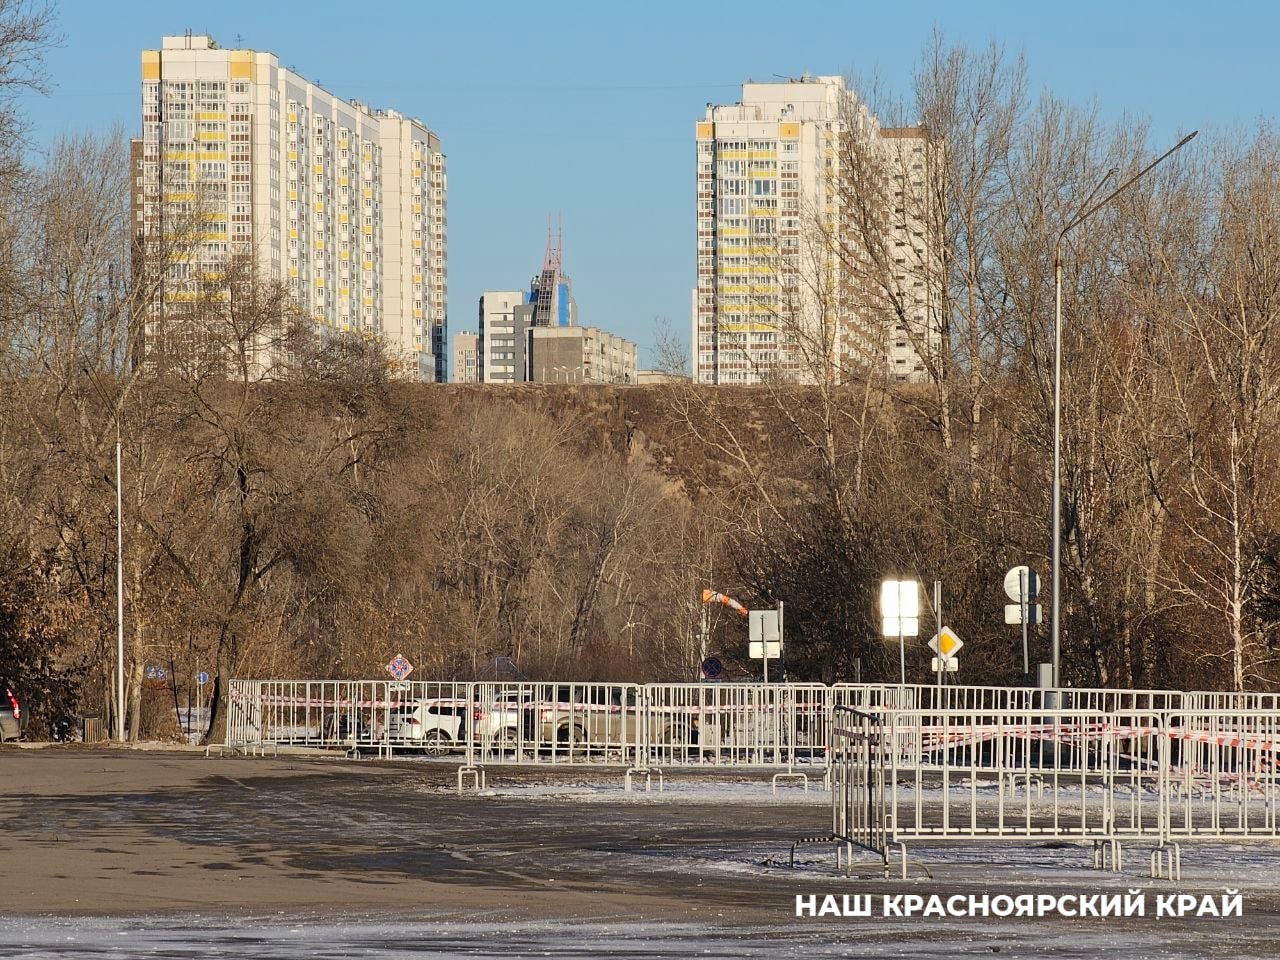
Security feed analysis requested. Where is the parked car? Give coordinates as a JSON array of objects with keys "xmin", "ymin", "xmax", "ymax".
[
  {"xmin": 532, "ymin": 685, "xmax": 710, "ymax": 755},
  {"xmin": 0, "ymin": 682, "xmax": 23, "ymax": 742},
  {"xmin": 389, "ymin": 698, "xmax": 469, "ymax": 756},
  {"xmin": 475, "ymin": 688, "xmax": 529, "ymax": 748}
]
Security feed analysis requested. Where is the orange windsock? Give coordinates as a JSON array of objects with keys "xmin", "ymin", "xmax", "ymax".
[{"xmin": 701, "ymin": 589, "xmax": 749, "ymax": 617}]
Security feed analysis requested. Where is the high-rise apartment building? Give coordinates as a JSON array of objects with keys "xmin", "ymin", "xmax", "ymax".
[
  {"xmin": 138, "ymin": 34, "xmax": 447, "ymax": 380},
  {"xmin": 451, "ymin": 331, "xmax": 479, "ymax": 383},
  {"xmin": 693, "ymin": 75, "xmax": 937, "ymax": 385},
  {"xmin": 478, "ymin": 291, "xmax": 525, "ymax": 383}
]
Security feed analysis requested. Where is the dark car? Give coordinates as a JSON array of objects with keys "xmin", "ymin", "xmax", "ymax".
[{"xmin": 0, "ymin": 683, "xmax": 22, "ymax": 742}]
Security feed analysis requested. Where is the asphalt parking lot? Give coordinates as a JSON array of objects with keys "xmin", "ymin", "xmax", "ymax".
[{"xmin": 0, "ymin": 749, "xmax": 1276, "ymax": 957}]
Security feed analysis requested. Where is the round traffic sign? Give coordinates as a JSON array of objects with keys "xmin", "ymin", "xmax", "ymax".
[
  {"xmin": 1003, "ymin": 566, "xmax": 1039, "ymax": 603},
  {"xmin": 197, "ymin": 671, "xmax": 209, "ymax": 685},
  {"xmin": 701, "ymin": 656, "xmax": 723, "ymax": 680}
]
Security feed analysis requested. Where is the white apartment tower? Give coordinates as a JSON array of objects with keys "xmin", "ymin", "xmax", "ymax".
[
  {"xmin": 478, "ymin": 291, "xmax": 525, "ymax": 383},
  {"xmin": 694, "ymin": 76, "xmax": 937, "ymax": 385},
  {"xmin": 139, "ymin": 34, "xmax": 447, "ymax": 380}
]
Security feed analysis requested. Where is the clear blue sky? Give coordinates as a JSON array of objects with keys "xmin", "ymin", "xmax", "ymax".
[{"xmin": 23, "ymin": 0, "xmax": 1278, "ymax": 366}]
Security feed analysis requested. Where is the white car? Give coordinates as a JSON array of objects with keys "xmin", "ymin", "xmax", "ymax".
[{"xmin": 389, "ymin": 698, "xmax": 469, "ymax": 756}]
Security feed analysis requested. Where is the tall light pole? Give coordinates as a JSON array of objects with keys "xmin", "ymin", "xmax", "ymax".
[
  {"xmin": 1050, "ymin": 131, "xmax": 1197, "ymax": 687},
  {"xmin": 114, "ymin": 419, "xmax": 124, "ymax": 742}
]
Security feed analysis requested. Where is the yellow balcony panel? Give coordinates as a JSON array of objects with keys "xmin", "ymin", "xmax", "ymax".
[
  {"xmin": 340, "ymin": 251, "xmax": 350, "ymax": 261},
  {"xmin": 413, "ymin": 202, "xmax": 421, "ymax": 213},
  {"xmin": 412, "ymin": 273, "xmax": 422, "ymax": 283},
  {"xmin": 314, "ymin": 201, "xmax": 324, "ymax": 212},
  {"xmin": 414, "ymin": 308, "xmax": 422, "ymax": 318},
  {"xmin": 362, "ymin": 187, "xmax": 372, "ymax": 198},
  {"xmin": 340, "ymin": 287, "xmax": 349, "ymax": 297},
  {"xmin": 696, "ymin": 121, "xmax": 714, "ymax": 139},
  {"xmin": 719, "ymin": 150, "xmax": 747, "ymax": 159},
  {"xmin": 413, "ymin": 239, "xmax": 422, "ymax": 249},
  {"xmin": 230, "ymin": 51, "xmax": 253, "ymax": 80},
  {"xmin": 162, "ymin": 191, "xmax": 196, "ymax": 202},
  {"xmin": 362, "ymin": 260, "xmax": 373, "ymax": 270},
  {"xmin": 362, "ymin": 226, "xmax": 372, "ymax": 235},
  {"xmin": 197, "ymin": 132, "xmax": 226, "ymax": 144},
  {"xmin": 339, "ymin": 176, "xmax": 348, "ymax": 186},
  {"xmin": 289, "ymin": 229, "xmax": 298, "ymax": 239},
  {"xmin": 779, "ymin": 121, "xmax": 800, "ymax": 139},
  {"xmin": 315, "ymin": 239, "xmax": 325, "ymax": 250},
  {"xmin": 288, "ymin": 150, "xmax": 297, "ymax": 161},
  {"xmin": 163, "ymin": 150, "xmax": 196, "ymax": 161},
  {"xmin": 141, "ymin": 51, "xmax": 159, "ymax": 81},
  {"xmin": 196, "ymin": 111, "xmax": 227, "ymax": 121},
  {"xmin": 313, "ymin": 163, "xmax": 323, "ymax": 174},
  {"xmin": 289, "ymin": 267, "xmax": 298, "ymax": 277},
  {"xmin": 288, "ymin": 112, "xmax": 297, "ymax": 122},
  {"xmin": 316, "ymin": 278, "xmax": 325, "ymax": 287}
]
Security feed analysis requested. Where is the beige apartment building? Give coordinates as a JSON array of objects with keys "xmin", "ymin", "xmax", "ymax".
[
  {"xmin": 138, "ymin": 33, "xmax": 447, "ymax": 380},
  {"xmin": 528, "ymin": 326, "xmax": 638, "ymax": 384},
  {"xmin": 451, "ymin": 331, "xmax": 479, "ymax": 383},
  {"xmin": 693, "ymin": 75, "xmax": 937, "ymax": 385}
]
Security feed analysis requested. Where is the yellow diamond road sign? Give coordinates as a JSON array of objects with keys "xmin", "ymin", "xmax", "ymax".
[{"xmin": 929, "ymin": 626, "xmax": 964, "ymax": 658}]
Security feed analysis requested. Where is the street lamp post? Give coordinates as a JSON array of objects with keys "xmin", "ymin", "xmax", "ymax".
[
  {"xmin": 1049, "ymin": 131, "xmax": 1197, "ymax": 688},
  {"xmin": 114, "ymin": 422, "xmax": 124, "ymax": 742}
]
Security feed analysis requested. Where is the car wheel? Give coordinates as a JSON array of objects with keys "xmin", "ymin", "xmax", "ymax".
[
  {"xmin": 557, "ymin": 724, "xmax": 586, "ymax": 750},
  {"xmin": 423, "ymin": 729, "xmax": 451, "ymax": 758},
  {"xmin": 496, "ymin": 726, "xmax": 521, "ymax": 750}
]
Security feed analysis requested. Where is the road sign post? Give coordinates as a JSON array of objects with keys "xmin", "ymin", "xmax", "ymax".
[{"xmin": 1004, "ymin": 566, "xmax": 1041, "ymax": 683}]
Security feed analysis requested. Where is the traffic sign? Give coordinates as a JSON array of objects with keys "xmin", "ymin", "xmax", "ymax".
[
  {"xmin": 931, "ymin": 656, "xmax": 959, "ymax": 673},
  {"xmin": 385, "ymin": 653, "xmax": 414, "ymax": 681},
  {"xmin": 144, "ymin": 665, "xmax": 167, "ymax": 681},
  {"xmin": 1004, "ymin": 566, "xmax": 1039, "ymax": 603},
  {"xmin": 928, "ymin": 626, "xmax": 964, "ymax": 657},
  {"xmin": 880, "ymin": 580, "xmax": 920, "ymax": 637},
  {"xmin": 701, "ymin": 656, "xmax": 723, "ymax": 680},
  {"xmin": 749, "ymin": 610, "xmax": 780, "ymax": 659},
  {"xmin": 1005, "ymin": 603, "xmax": 1043, "ymax": 625},
  {"xmin": 196, "ymin": 671, "xmax": 209, "ymax": 686}
]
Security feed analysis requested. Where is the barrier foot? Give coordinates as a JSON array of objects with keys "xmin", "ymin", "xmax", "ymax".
[
  {"xmin": 772, "ymin": 772, "xmax": 809, "ymax": 795},
  {"xmin": 624, "ymin": 766, "xmax": 664, "ymax": 793},
  {"xmin": 457, "ymin": 765, "xmax": 486, "ymax": 795},
  {"xmin": 886, "ymin": 842, "xmax": 932, "ymax": 881},
  {"xmin": 1150, "ymin": 842, "xmax": 1181, "ymax": 881},
  {"xmin": 788, "ymin": 834, "xmax": 837, "ymax": 868},
  {"xmin": 1093, "ymin": 839, "xmax": 1124, "ymax": 873}
]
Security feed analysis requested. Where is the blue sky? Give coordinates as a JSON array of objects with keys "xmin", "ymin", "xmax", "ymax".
[{"xmin": 24, "ymin": 1, "xmax": 1278, "ymax": 366}]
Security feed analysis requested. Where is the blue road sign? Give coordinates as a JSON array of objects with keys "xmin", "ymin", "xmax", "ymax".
[
  {"xmin": 197, "ymin": 671, "xmax": 209, "ymax": 685},
  {"xmin": 701, "ymin": 656, "xmax": 723, "ymax": 680},
  {"xmin": 144, "ymin": 665, "xmax": 167, "ymax": 681},
  {"xmin": 386, "ymin": 653, "xmax": 414, "ymax": 681}
]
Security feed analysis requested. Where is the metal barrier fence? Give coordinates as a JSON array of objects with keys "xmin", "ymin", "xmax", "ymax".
[{"xmin": 829, "ymin": 703, "xmax": 1280, "ymax": 878}]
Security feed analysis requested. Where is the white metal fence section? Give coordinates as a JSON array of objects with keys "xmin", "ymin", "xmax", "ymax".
[{"xmin": 828, "ymin": 703, "xmax": 1280, "ymax": 875}]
